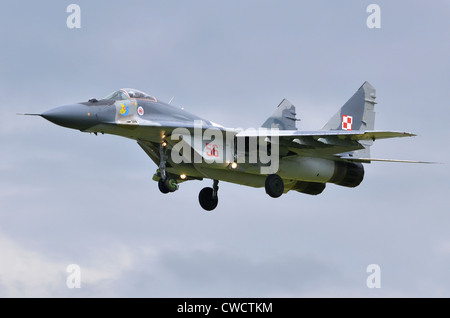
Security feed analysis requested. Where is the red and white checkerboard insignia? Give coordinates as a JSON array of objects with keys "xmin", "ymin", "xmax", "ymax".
[{"xmin": 342, "ymin": 115, "xmax": 353, "ymax": 131}]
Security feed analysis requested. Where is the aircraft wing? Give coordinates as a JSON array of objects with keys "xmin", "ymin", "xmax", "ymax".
[
  {"xmin": 236, "ymin": 129, "xmax": 417, "ymax": 159},
  {"xmin": 236, "ymin": 129, "xmax": 416, "ymax": 140}
]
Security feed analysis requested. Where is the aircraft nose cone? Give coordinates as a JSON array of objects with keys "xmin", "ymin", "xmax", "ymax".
[{"xmin": 42, "ymin": 104, "xmax": 98, "ymax": 130}]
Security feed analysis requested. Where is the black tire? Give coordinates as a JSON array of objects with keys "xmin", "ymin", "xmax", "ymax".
[
  {"xmin": 164, "ymin": 178, "xmax": 178, "ymax": 192},
  {"xmin": 158, "ymin": 179, "xmax": 169, "ymax": 194},
  {"xmin": 265, "ymin": 174, "xmax": 284, "ymax": 198},
  {"xmin": 198, "ymin": 187, "xmax": 218, "ymax": 211}
]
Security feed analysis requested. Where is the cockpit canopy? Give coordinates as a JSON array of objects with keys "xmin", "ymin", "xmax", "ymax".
[{"xmin": 103, "ymin": 88, "xmax": 157, "ymax": 102}]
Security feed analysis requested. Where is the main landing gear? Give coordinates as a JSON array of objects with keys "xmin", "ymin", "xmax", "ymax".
[
  {"xmin": 199, "ymin": 180, "xmax": 219, "ymax": 211},
  {"xmin": 265, "ymin": 174, "xmax": 284, "ymax": 198},
  {"xmin": 196, "ymin": 175, "xmax": 283, "ymax": 211}
]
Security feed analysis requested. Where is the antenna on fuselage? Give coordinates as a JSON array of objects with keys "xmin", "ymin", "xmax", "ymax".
[{"xmin": 168, "ymin": 96, "xmax": 175, "ymax": 105}]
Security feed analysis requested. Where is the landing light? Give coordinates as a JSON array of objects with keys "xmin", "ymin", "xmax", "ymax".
[
  {"xmin": 162, "ymin": 141, "xmax": 167, "ymax": 147},
  {"xmin": 230, "ymin": 162, "xmax": 238, "ymax": 169},
  {"xmin": 180, "ymin": 174, "xmax": 187, "ymax": 180}
]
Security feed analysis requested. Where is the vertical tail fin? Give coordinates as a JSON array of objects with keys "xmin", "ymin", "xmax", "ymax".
[
  {"xmin": 321, "ymin": 81, "xmax": 376, "ymax": 132},
  {"xmin": 322, "ymin": 82, "xmax": 377, "ymax": 159},
  {"xmin": 261, "ymin": 99, "xmax": 298, "ymax": 130}
]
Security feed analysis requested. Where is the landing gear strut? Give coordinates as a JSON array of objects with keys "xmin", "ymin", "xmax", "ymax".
[
  {"xmin": 157, "ymin": 142, "xmax": 178, "ymax": 194},
  {"xmin": 199, "ymin": 180, "xmax": 219, "ymax": 211}
]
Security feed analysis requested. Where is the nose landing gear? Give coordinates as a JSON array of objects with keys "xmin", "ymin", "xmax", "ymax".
[
  {"xmin": 157, "ymin": 142, "xmax": 179, "ymax": 194},
  {"xmin": 158, "ymin": 177, "xmax": 179, "ymax": 194}
]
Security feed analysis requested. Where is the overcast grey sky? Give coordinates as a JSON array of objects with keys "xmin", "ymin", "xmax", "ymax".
[{"xmin": 1, "ymin": 1, "xmax": 449, "ymax": 297}]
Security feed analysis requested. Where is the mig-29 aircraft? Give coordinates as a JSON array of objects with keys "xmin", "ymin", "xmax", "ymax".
[{"xmin": 23, "ymin": 82, "xmax": 424, "ymax": 211}]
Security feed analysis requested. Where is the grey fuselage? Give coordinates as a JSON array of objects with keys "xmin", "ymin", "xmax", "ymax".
[{"xmin": 40, "ymin": 84, "xmax": 415, "ymax": 197}]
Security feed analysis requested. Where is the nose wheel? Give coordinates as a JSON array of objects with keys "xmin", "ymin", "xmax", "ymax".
[
  {"xmin": 158, "ymin": 177, "xmax": 178, "ymax": 194},
  {"xmin": 199, "ymin": 180, "xmax": 219, "ymax": 211}
]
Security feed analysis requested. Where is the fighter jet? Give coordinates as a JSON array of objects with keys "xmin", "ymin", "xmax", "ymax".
[{"xmin": 23, "ymin": 82, "xmax": 425, "ymax": 211}]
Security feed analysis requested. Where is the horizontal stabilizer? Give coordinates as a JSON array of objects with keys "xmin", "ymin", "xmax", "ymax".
[{"xmin": 338, "ymin": 157, "xmax": 438, "ymax": 164}]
